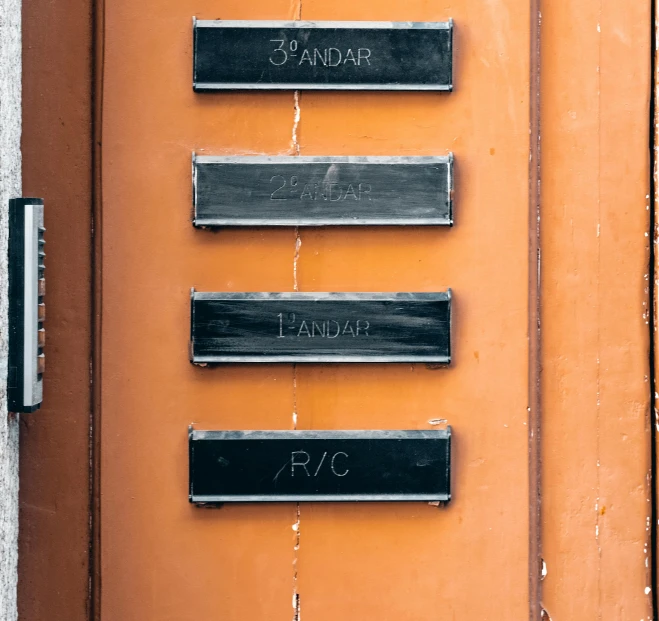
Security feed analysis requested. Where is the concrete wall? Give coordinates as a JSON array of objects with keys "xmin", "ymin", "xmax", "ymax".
[{"xmin": 0, "ymin": 0, "xmax": 21, "ymax": 617}]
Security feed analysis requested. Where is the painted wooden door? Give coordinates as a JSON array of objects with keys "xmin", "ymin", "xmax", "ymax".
[{"xmin": 18, "ymin": 0, "xmax": 652, "ymax": 619}]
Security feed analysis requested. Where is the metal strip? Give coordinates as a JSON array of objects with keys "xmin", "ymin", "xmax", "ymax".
[
  {"xmin": 192, "ymin": 494, "xmax": 450, "ymax": 503},
  {"xmin": 194, "ymin": 19, "xmax": 453, "ymax": 30},
  {"xmin": 23, "ymin": 205, "xmax": 38, "ymax": 407}
]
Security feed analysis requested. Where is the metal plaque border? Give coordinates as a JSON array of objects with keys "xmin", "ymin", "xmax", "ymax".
[
  {"xmin": 189, "ymin": 428, "xmax": 452, "ymax": 503},
  {"xmin": 190, "ymin": 290, "xmax": 452, "ymax": 364},
  {"xmin": 192, "ymin": 154, "xmax": 454, "ymax": 227},
  {"xmin": 193, "ymin": 18, "xmax": 454, "ymax": 91}
]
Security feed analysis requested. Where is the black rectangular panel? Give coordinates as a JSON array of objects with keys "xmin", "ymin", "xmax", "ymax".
[
  {"xmin": 193, "ymin": 155, "xmax": 453, "ymax": 227},
  {"xmin": 190, "ymin": 291, "xmax": 452, "ymax": 363},
  {"xmin": 193, "ymin": 20, "xmax": 453, "ymax": 91},
  {"xmin": 189, "ymin": 429, "xmax": 452, "ymax": 503}
]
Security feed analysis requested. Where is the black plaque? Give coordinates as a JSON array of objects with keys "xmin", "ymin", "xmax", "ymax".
[
  {"xmin": 189, "ymin": 429, "xmax": 452, "ymax": 503},
  {"xmin": 190, "ymin": 291, "xmax": 452, "ymax": 364},
  {"xmin": 193, "ymin": 20, "xmax": 453, "ymax": 91},
  {"xmin": 193, "ymin": 155, "xmax": 453, "ymax": 227}
]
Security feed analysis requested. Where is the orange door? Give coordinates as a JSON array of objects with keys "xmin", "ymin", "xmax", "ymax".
[
  {"xmin": 17, "ymin": 0, "xmax": 648, "ymax": 619},
  {"xmin": 100, "ymin": 0, "xmax": 533, "ymax": 617}
]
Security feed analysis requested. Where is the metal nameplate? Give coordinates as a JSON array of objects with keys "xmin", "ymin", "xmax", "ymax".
[
  {"xmin": 193, "ymin": 155, "xmax": 453, "ymax": 227},
  {"xmin": 190, "ymin": 291, "xmax": 452, "ymax": 364},
  {"xmin": 193, "ymin": 20, "xmax": 453, "ymax": 91},
  {"xmin": 189, "ymin": 429, "xmax": 452, "ymax": 503}
]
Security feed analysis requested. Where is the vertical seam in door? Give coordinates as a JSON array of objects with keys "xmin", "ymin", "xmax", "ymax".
[
  {"xmin": 528, "ymin": 0, "xmax": 542, "ymax": 617},
  {"xmin": 650, "ymin": 0, "xmax": 658, "ymax": 616},
  {"xmin": 291, "ymin": 5, "xmax": 302, "ymax": 621},
  {"xmin": 595, "ymin": 2, "xmax": 603, "ymax": 617},
  {"xmin": 90, "ymin": 0, "xmax": 105, "ymax": 616}
]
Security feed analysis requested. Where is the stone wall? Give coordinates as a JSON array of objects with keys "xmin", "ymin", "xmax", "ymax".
[{"xmin": 0, "ymin": 0, "xmax": 21, "ymax": 617}]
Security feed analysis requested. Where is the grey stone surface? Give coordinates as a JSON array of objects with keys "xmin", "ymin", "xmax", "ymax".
[{"xmin": 0, "ymin": 0, "xmax": 21, "ymax": 616}]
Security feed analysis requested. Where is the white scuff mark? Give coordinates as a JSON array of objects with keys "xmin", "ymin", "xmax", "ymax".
[
  {"xmin": 321, "ymin": 163, "xmax": 339, "ymax": 186},
  {"xmin": 292, "ymin": 366, "xmax": 298, "ymax": 429},
  {"xmin": 428, "ymin": 418, "xmax": 447, "ymax": 425},
  {"xmin": 541, "ymin": 559, "xmax": 547, "ymax": 580},
  {"xmin": 645, "ymin": 586, "xmax": 651, "ymax": 595}
]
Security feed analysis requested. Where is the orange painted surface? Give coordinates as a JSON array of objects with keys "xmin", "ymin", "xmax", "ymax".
[
  {"xmin": 15, "ymin": 0, "xmax": 652, "ymax": 615},
  {"xmin": 540, "ymin": 1, "xmax": 652, "ymax": 619},
  {"xmin": 99, "ymin": 0, "xmax": 532, "ymax": 619},
  {"xmin": 85, "ymin": 1, "xmax": 650, "ymax": 621}
]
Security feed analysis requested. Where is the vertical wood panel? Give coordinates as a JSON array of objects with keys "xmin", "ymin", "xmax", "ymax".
[
  {"xmin": 541, "ymin": 0, "xmax": 652, "ymax": 618},
  {"xmin": 99, "ymin": 1, "xmax": 301, "ymax": 620},
  {"xmin": 18, "ymin": 0, "xmax": 94, "ymax": 618},
  {"xmin": 292, "ymin": 0, "xmax": 532, "ymax": 618}
]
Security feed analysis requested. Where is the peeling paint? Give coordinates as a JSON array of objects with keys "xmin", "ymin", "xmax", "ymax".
[
  {"xmin": 293, "ymin": 233, "xmax": 302, "ymax": 292},
  {"xmin": 291, "ymin": 7, "xmax": 302, "ymax": 620},
  {"xmin": 291, "ymin": 92, "xmax": 301, "ymax": 157}
]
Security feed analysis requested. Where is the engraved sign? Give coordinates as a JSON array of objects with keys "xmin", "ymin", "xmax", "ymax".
[
  {"xmin": 193, "ymin": 20, "xmax": 453, "ymax": 91},
  {"xmin": 190, "ymin": 291, "xmax": 452, "ymax": 363},
  {"xmin": 189, "ymin": 429, "xmax": 452, "ymax": 503},
  {"xmin": 194, "ymin": 155, "xmax": 453, "ymax": 227}
]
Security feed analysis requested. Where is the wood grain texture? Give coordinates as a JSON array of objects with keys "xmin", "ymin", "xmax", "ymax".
[
  {"xmin": 193, "ymin": 20, "xmax": 453, "ymax": 91},
  {"xmin": 194, "ymin": 155, "xmax": 453, "ymax": 226},
  {"xmin": 191, "ymin": 291, "xmax": 451, "ymax": 362}
]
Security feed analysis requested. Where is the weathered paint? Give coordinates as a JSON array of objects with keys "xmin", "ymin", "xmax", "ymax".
[
  {"xmin": 14, "ymin": 0, "xmax": 654, "ymax": 620},
  {"xmin": 541, "ymin": 0, "xmax": 652, "ymax": 619},
  {"xmin": 99, "ymin": 0, "xmax": 534, "ymax": 617}
]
